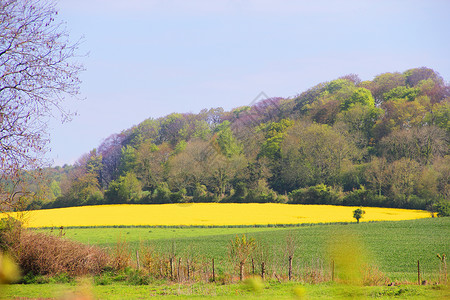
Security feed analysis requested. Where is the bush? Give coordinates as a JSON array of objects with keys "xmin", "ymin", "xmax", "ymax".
[
  {"xmin": 1, "ymin": 221, "xmax": 109, "ymax": 277},
  {"xmin": 19, "ymin": 232, "xmax": 108, "ymax": 276},
  {"xmin": 434, "ymin": 200, "xmax": 450, "ymax": 217}
]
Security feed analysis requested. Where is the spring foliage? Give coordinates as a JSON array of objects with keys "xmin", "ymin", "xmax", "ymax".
[{"xmin": 11, "ymin": 67, "xmax": 450, "ymax": 211}]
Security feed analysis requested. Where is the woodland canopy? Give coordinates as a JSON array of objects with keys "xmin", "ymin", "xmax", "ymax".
[{"xmin": 7, "ymin": 67, "xmax": 450, "ymax": 211}]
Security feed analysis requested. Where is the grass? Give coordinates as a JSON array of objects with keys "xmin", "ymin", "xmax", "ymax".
[
  {"xmin": 38, "ymin": 217, "xmax": 450, "ymax": 282},
  {"xmin": 3, "ymin": 281, "xmax": 449, "ymax": 299},
  {"xmin": 8, "ymin": 203, "xmax": 430, "ymax": 228},
  {"xmin": 3, "ymin": 217, "xmax": 448, "ymax": 299}
]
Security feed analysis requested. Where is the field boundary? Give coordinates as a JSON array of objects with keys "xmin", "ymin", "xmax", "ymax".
[{"xmin": 28, "ymin": 220, "xmax": 390, "ymax": 230}]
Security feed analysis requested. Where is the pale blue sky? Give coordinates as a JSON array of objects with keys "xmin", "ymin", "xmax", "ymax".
[{"xmin": 48, "ymin": 0, "xmax": 450, "ymax": 166}]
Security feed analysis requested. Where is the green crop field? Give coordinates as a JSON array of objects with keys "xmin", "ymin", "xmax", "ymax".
[
  {"xmin": 37, "ymin": 217, "xmax": 449, "ymax": 281},
  {"xmin": 5, "ymin": 218, "xmax": 448, "ymax": 299}
]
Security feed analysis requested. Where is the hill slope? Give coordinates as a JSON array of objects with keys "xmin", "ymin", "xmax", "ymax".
[{"xmin": 19, "ymin": 67, "xmax": 450, "ymax": 211}]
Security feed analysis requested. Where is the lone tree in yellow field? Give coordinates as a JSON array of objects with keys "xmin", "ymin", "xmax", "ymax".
[{"xmin": 353, "ymin": 208, "xmax": 365, "ymax": 223}]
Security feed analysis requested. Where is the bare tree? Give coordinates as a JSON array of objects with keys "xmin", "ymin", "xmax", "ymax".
[{"xmin": 0, "ymin": 0, "xmax": 83, "ymax": 209}]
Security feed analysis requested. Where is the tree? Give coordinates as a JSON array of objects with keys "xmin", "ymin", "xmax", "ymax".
[
  {"xmin": 229, "ymin": 235, "xmax": 257, "ymax": 281},
  {"xmin": 379, "ymin": 126, "xmax": 448, "ymax": 164},
  {"xmin": 386, "ymin": 158, "xmax": 422, "ymax": 207},
  {"xmin": 363, "ymin": 72, "xmax": 405, "ymax": 105},
  {"xmin": 353, "ymin": 208, "xmax": 365, "ymax": 223},
  {"xmin": 105, "ymin": 172, "xmax": 141, "ymax": 204},
  {"xmin": 118, "ymin": 145, "xmax": 137, "ymax": 176},
  {"xmin": 280, "ymin": 123, "xmax": 359, "ymax": 190},
  {"xmin": 214, "ymin": 121, "xmax": 242, "ymax": 158},
  {"xmin": 340, "ymin": 87, "xmax": 375, "ymax": 111},
  {"xmin": 366, "ymin": 157, "xmax": 389, "ymax": 197},
  {"xmin": 0, "ymin": 0, "xmax": 83, "ymax": 208},
  {"xmin": 258, "ymin": 119, "xmax": 294, "ymax": 160}
]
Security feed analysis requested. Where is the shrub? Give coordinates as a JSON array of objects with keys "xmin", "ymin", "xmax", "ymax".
[
  {"xmin": 1, "ymin": 219, "xmax": 108, "ymax": 277},
  {"xmin": 109, "ymin": 238, "xmax": 132, "ymax": 271},
  {"xmin": 434, "ymin": 200, "xmax": 450, "ymax": 217},
  {"xmin": 16, "ymin": 232, "xmax": 108, "ymax": 276}
]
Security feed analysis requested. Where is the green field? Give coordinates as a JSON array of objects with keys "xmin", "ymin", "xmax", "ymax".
[
  {"xmin": 37, "ymin": 217, "xmax": 449, "ymax": 281},
  {"xmin": 5, "ymin": 218, "xmax": 448, "ymax": 299},
  {"xmin": 4, "ymin": 281, "xmax": 449, "ymax": 299}
]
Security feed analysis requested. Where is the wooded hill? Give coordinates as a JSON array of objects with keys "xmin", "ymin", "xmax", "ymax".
[{"xmin": 25, "ymin": 67, "xmax": 450, "ymax": 211}]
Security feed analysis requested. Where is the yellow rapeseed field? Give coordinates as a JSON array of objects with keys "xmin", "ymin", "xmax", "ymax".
[{"xmin": 3, "ymin": 203, "xmax": 430, "ymax": 228}]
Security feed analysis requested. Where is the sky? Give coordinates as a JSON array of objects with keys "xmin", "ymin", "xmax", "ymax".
[{"xmin": 47, "ymin": 0, "xmax": 450, "ymax": 166}]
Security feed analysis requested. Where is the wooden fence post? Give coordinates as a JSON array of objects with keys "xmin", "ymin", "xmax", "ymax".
[
  {"xmin": 212, "ymin": 258, "xmax": 215, "ymax": 282},
  {"xmin": 417, "ymin": 260, "xmax": 420, "ymax": 285},
  {"xmin": 178, "ymin": 258, "xmax": 182, "ymax": 282},
  {"xmin": 187, "ymin": 259, "xmax": 190, "ymax": 281},
  {"xmin": 331, "ymin": 259, "xmax": 335, "ymax": 281},
  {"xmin": 170, "ymin": 257, "xmax": 174, "ymax": 281},
  {"xmin": 252, "ymin": 258, "xmax": 255, "ymax": 275},
  {"xmin": 261, "ymin": 262, "xmax": 265, "ymax": 280},
  {"xmin": 136, "ymin": 250, "xmax": 140, "ymax": 270},
  {"xmin": 288, "ymin": 256, "xmax": 293, "ymax": 281}
]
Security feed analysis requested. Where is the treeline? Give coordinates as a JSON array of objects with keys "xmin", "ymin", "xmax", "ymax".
[{"xmin": 25, "ymin": 67, "xmax": 449, "ymax": 211}]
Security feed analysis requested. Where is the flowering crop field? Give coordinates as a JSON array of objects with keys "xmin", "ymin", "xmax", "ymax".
[{"xmin": 8, "ymin": 203, "xmax": 430, "ymax": 228}]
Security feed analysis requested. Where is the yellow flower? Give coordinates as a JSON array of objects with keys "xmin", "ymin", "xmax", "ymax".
[{"xmin": 3, "ymin": 204, "xmax": 430, "ymax": 228}]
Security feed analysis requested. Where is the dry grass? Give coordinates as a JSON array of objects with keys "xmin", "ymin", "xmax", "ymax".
[{"xmin": 362, "ymin": 264, "xmax": 390, "ymax": 286}]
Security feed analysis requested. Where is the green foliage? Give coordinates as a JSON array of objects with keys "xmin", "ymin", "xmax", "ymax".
[
  {"xmin": 343, "ymin": 187, "xmax": 387, "ymax": 207},
  {"xmin": 259, "ymin": 119, "xmax": 294, "ymax": 160},
  {"xmin": 340, "ymin": 87, "xmax": 375, "ymax": 111},
  {"xmin": 352, "ymin": 208, "xmax": 366, "ymax": 223},
  {"xmin": 119, "ymin": 145, "xmax": 137, "ymax": 176},
  {"xmin": 215, "ymin": 121, "xmax": 242, "ymax": 157},
  {"xmin": 325, "ymin": 79, "xmax": 354, "ymax": 94},
  {"xmin": 173, "ymin": 140, "xmax": 187, "ymax": 155},
  {"xmin": 50, "ymin": 180, "xmax": 61, "ymax": 199},
  {"xmin": 151, "ymin": 182, "xmax": 172, "ymax": 204},
  {"xmin": 192, "ymin": 120, "xmax": 211, "ymax": 140},
  {"xmin": 105, "ymin": 172, "xmax": 141, "ymax": 204},
  {"xmin": 434, "ymin": 200, "xmax": 450, "ymax": 217},
  {"xmin": 426, "ymin": 102, "xmax": 450, "ymax": 134},
  {"xmin": 288, "ymin": 184, "xmax": 342, "ymax": 205},
  {"xmin": 383, "ymin": 86, "xmax": 420, "ymax": 102}
]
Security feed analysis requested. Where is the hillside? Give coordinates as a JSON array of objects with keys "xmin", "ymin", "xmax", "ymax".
[{"xmin": 19, "ymin": 67, "xmax": 450, "ymax": 211}]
